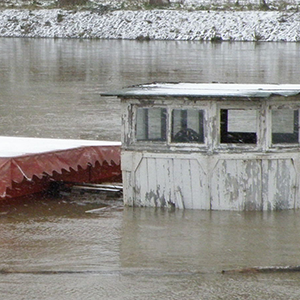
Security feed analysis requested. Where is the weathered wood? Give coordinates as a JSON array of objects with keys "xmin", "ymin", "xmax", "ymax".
[
  {"xmin": 135, "ymin": 158, "xmax": 148, "ymax": 206},
  {"xmin": 211, "ymin": 159, "xmax": 263, "ymax": 210},
  {"xmin": 123, "ymin": 171, "xmax": 134, "ymax": 206},
  {"xmin": 190, "ymin": 158, "xmax": 209, "ymax": 209},
  {"xmin": 72, "ymin": 186, "xmax": 121, "ymax": 193},
  {"xmin": 123, "ymin": 150, "xmax": 300, "ymax": 210},
  {"xmin": 114, "ymin": 84, "xmax": 300, "ymax": 210},
  {"xmin": 263, "ymin": 159, "xmax": 296, "ymax": 210},
  {"xmin": 73, "ymin": 183, "xmax": 122, "ymax": 189},
  {"xmin": 156, "ymin": 157, "xmax": 173, "ymax": 207},
  {"xmin": 71, "ymin": 183, "xmax": 122, "ymax": 195},
  {"xmin": 85, "ymin": 206, "xmax": 120, "ymax": 213}
]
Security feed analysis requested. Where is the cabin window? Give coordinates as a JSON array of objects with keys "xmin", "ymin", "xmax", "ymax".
[
  {"xmin": 171, "ymin": 109, "xmax": 204, "ymax": 143},
  {"xmin": 220, "ymin": 109, "xmax": 257, "ymax": 144},
  {"xmin": 136, "ymin": 108, "xmax": 167, "ymax": 141},
  {"xmin": 272, "ymin": 109, "xmax": 299, "ymax": 144}
]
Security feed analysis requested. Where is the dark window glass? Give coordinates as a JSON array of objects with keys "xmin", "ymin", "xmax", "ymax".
[
  {"xmin": 272, "ymin": 109, "xmax": 299, "ymax": 144},
  {"xmin": 171, "ymin": 109, "xmax": 204, "ymax": 143},
  {"xmin": 220, "ymin": 109, "xmax": 257, "ymax": 144},
  {"xmin": 136, "ymin": 108, "xmax": 167, "ymax": 141}
]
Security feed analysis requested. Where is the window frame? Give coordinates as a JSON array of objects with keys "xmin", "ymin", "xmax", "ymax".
[
  {"xmin": 133, "ymin": 105, "xmax": 207, "ymax": 147},
  {"xmin": 170, "ymin": 108, "xmax": 205, "ymax": 145},
  {"xmin": 217, "ymin": 105, "xmax": 260, "ymax": 149},
  {"xmin": 270, "ymin": 106, "xmax": 300, "ymax": 147},
  {"xmin": 135, "ymin": 106, "xmax": 167, "ymax": 142}
]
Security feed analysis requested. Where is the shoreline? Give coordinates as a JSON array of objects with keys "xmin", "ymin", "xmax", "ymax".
[{"xmin": 0, "ymin": 8, "xmax": 299, "ymax": 41}]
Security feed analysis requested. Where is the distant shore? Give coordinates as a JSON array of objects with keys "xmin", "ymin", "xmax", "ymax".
[{"xmin": 0, "ymin": 8, "xmax": 299, "ymax": 41}]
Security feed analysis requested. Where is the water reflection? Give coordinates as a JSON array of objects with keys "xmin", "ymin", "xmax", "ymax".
[
  {"xmin": 2, "ymin": 199, "xmax": 300, "ymax": 299},
  {"xmin": 2, "ymin": 39, "xmax": 300, "ymax": 298},
  {"xmin": 1, "ymin": 39, "xmax": 300, "ymax": 140},
  {"xmin": 120, "ymin": 208, "xmax": 300, "ymax": 273}
]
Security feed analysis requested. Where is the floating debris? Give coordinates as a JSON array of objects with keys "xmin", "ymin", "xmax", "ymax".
[
  {"xmin": 70, "ymin": 183, "xmax": 123, "ymax": 199},
  {"xmin": 72, "ymin": 183, "xmax": 122, "ymax": 193},
  {"xmin": 222, "ymin": 265, "xmax": 300, "ymax": 274},
  {"xmin": 85, "ymin": 205, "xmax": 121, "ymax": 213}
]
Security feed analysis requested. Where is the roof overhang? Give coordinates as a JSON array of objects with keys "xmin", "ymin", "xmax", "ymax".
[{"xmin": 101, "ymin": 82, "xmax": 300, "ymax": 99}]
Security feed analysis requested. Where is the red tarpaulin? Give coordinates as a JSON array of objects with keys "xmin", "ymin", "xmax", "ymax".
[{"xmin": 0, "ymin": 137, "xmax": 121, "ymax": 199}]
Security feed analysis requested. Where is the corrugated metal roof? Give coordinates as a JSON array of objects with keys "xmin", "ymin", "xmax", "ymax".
[{"xmin": 102, "ymin": 83, "xmax": 300, "ymax": 98}]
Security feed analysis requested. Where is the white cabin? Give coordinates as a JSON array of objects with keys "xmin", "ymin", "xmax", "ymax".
[{"xmin": 103, "ymin": 83, "xmax": 300, "ymax": 210}]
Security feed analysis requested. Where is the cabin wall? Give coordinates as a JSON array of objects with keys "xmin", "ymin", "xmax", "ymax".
[
  {"xmin": 122, "ymin": 151, "xmax": 300, "ymax": 210},
  {"xmin": 120, "ymin": 96, "xmax": 300, "ymax": 211}
]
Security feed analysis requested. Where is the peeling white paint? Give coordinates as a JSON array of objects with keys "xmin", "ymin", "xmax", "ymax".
[{"xmin": 114, "ymin": 84, "xmax": 300, "ymax": 211}]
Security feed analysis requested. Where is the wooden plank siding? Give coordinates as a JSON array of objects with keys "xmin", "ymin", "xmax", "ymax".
[
  {"xmin": 112, "ymin": 86, "xmax": 300, "ymax": 211},
  {"xmin": 123, "ymin": 152, "xmax": 300, "ymax": 210},
  {"xmin": 210, "ymin": 159, "xmax": 263, "ymax": 210},
  {"xmin": 262, "ymin": 159, "xmax": 297, "ymax": 210}
]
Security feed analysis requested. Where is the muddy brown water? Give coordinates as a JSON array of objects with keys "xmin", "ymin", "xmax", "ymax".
[{"xmin": 1, "ymin": 39, "xmax": 300, "ymax": 299}]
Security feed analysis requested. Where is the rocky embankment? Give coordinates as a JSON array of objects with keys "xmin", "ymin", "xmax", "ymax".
[{"xmin": 0, "ymin": 8, "xmax": 300, "ymax": 41}]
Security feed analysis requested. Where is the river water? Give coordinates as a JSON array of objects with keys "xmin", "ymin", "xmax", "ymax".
[{"xmin": 1, "ymin": 39, "xmax": 300, "ymax": 299}]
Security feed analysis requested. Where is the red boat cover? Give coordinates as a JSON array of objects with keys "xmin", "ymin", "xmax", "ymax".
[{"xmin": 0, "ymin": 144, "xmax": 121, "ymax": 198}]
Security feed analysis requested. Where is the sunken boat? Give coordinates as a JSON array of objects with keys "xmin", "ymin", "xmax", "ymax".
[{"xmin": 103, "ymin": 83, "xmax": 300, "ymax": 210}]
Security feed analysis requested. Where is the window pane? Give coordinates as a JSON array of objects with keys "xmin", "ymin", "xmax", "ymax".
[
  {"xmin": 171, "ymin": 109, "xmax": 204, "ymax": 143},
  {"xmin": 220, "ymin": 109, "xmax": 257, "ymax": 144},
  {"xmin": 228, "ymin": 110, "xmax": 257, "ymax": 132},
  {"xmin": 136, "ymin": 108, "xmax": 147, "ymax": 140},
  {"xmin": 148, "ymin": 109, "xmax": 165, "ymax": 140},
  {"xmin": 272, "ymin": 109, "xmax": 298, "ymax": 144},
  {"xmin": 136, "ymin": 108, "xmax": 167, "ymax": 141}
]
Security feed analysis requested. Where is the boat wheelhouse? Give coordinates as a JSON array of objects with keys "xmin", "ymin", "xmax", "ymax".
[{"xmin": 103, "ymin": 83, "xmax": 300, "ymax": 210}]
